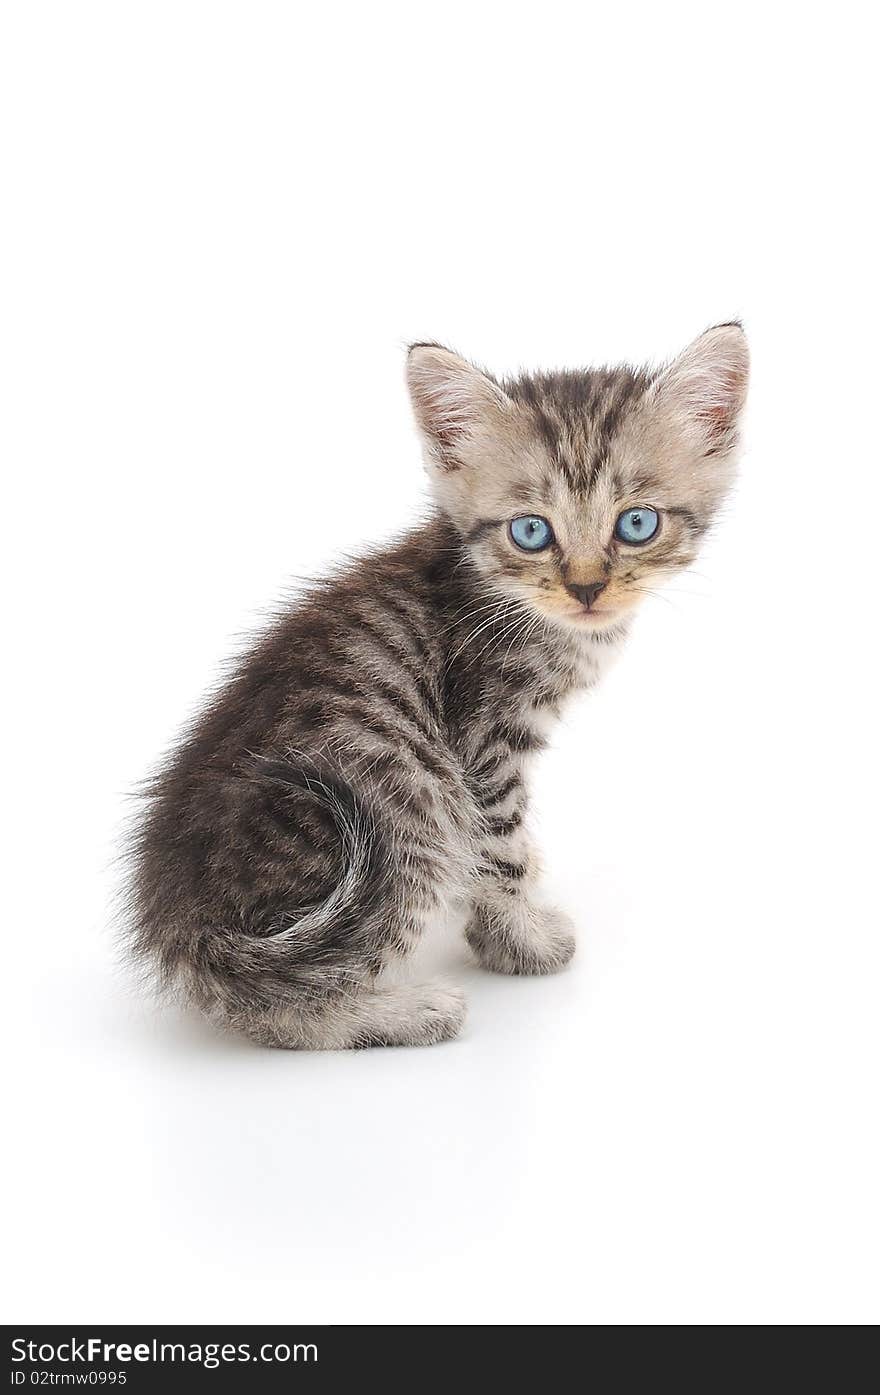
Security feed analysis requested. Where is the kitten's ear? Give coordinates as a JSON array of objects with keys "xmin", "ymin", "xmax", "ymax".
[
  {"xmin": 654, "ymin": 323, "xmax": 749, "ymax": 454},
  {"xmin": 406, "ymin": 343, "xmax": 511, "ymax": 471}
]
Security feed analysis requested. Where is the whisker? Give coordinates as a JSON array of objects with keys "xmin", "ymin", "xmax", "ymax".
[{"xmin": 446, "ymin": 599, "xmax": 516, "ymax": 667}]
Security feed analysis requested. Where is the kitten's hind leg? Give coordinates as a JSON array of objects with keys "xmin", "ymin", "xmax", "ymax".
[{"xmin": 219, "ymin": 979, "xmax": 467, "ymax": 1051}]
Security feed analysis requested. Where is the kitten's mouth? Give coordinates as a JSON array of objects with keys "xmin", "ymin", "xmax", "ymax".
[
  {"xmin": 529, "ymin": 593, "xmax": 623, "ymax": 631},
  {"xmin": 569, "ymin": 606, "xmax": 618, "ymax": 626}
]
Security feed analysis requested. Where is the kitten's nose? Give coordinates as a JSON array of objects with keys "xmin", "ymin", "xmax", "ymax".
[{"xmin": 565, "ymin": 580, "xmax": 607, "ymax": 610}]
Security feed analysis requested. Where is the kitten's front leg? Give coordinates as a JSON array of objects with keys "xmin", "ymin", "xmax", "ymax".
[{"xmin": 466, "ymin": 774, "xmax": 575, "ymax": 976}]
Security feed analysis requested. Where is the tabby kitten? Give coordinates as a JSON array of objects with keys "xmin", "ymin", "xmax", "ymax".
[{"xmin": 130, "ymin": 325, "xmax": 748, "ymax": 1049}]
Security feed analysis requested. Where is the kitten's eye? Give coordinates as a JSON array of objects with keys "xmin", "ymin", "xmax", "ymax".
[
  {"xmin": 509, "ymin": 515, "xmax": 554, "ymax": 552},
  {"xmin": 615, "ymin": 506, "xmax": 660, "ymax": 545}
]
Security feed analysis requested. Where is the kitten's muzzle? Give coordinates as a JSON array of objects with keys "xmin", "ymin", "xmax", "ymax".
[{"xmin": 564, "ymin": 580, "xmax": 608, "ymax": 610}]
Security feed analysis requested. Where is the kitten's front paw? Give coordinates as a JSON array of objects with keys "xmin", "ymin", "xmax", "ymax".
[
  {"xmin": 466, "ymin": 904, "xmax": 576, "ymax": 976},
  {"xmin": 354, "ymin": 980, "xmax": 467, "ymax": 1048}
]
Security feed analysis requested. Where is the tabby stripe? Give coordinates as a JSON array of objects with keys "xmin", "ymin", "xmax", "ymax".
[
  {"xmin": 475, "ymin": 772, "xmax": 522, "ymax": 807},
  {"xmin": 372, "ymin": 679, "xmax": 440, "ymax": 741},
  {"xmin": 330, "ymin": 701, "xmax": 453, "ymax": 783},
  {"xmin": 665, "ymin": 506, "xmax": 700, "ymax": 532},
  {"xmin": 313, "ymin": 671, "xmax": 439, "ymax": 744},
  {"xmin": 354, "ymin": 615, "xmax": 444, "ymax": 724},
  {"xmin": 464, "ymin": 518, "xmax": 504, "ymax": 543},
  {"xmin": 485, "ymin": 810, "xmax": 523, "ymax": 836},
  {"xmin": 481, "ymin": 720, "xmax": 543, "ymax": 754},
  {"xmin": 484, "ymin": 855, "xmax": 526, "ymax": 880},
  {"xmin": 376, "ymin": 590, "xmax": 439, "ymax": 673},
  {"xmin": 471, "ymin": 744, "xmax": 518, "ymax": 780}
]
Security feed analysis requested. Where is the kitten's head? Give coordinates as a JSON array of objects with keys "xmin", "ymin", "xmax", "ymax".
[{"xmin": 406, "ymin": 326, "xmax": 748, "ymax": 632}]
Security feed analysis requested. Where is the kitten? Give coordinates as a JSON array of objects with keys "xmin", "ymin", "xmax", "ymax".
[{"xmin": 128, "ymin": 325, "xmax": 748, "ymax": 1049}]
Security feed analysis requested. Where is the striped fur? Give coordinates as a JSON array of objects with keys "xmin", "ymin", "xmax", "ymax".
[{"xmin": 128, "ymin": 326, "xmax": 748, "ymax": 1048}]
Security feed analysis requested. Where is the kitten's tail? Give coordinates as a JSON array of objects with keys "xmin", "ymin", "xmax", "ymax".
[
  {"xmin": 245, "ymin": 752, "xmax": 392, "ymax": 953},
  {"xmin": 133, "ymin": 753, "xmax": 394, "ymax": 1008}
]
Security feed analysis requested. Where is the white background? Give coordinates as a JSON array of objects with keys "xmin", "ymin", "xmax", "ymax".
[{"xmin": 2, "ymin": 2, "xmax": 878, "ymax": 1325}]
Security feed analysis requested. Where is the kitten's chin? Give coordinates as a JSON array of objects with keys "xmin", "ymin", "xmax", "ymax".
[
  {"xmin": 543, "ymin": 603, "xmax": 626, "ymax": 635},
  {"xmin": 567, "ymin": 615, "xmax": 624, "ymax": 638},
  {"xmin": 570, "ymin": 607, "xmax": 619, "ymax": 627}
]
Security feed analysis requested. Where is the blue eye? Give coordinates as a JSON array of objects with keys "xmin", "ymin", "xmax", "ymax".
[
  {"xmin": 615, "ymin": 506, "xmax": 660, "ymax": 545},
  {"xmin": 509, "ymin": 515, "xmax": 554, "ymax": 552}
]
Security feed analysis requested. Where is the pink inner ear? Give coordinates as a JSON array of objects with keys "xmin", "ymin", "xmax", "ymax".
[
  {"xmin": 687, "ymin": 357, "xmax": 748, "ymax": 447},
  {"xmin": 700, "ymin": 387, "xmax": 738, "ymax": 439},
  {"xmin": 408, "ymin": 350, "xmax": 506, "ymax": 472},
  {"xmin": 407, "ymin": 367, "xmax": 468, "ymax": 469},
  {"xmin": 427, "ymin": 405, "xmax": 463, "ymax": 455},
  {"xmin": 415, "ymin": 385, "xmax": 469, "ymax": 469},
  {"xmin": 660, "ymin": 326, "xmax": 749, "ymax": 452}
]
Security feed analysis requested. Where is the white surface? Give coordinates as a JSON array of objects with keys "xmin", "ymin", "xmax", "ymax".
[{"xmin": 2, "ymin": 2, "xmax": 878, "ymax": 1325}]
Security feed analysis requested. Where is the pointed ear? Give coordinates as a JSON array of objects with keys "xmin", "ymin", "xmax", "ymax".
[
  {"xmin": 406, "ymin": 343, "xmax": 511, "ymax": 471},
  {"xmin": 654, "ymin": 323, "xmax": 749, "ymax": 454}
]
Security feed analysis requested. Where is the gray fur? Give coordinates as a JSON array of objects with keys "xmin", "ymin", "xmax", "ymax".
[{"xmin": 127, "ymin": 326, "xmax": 748, "ymax": 1048}]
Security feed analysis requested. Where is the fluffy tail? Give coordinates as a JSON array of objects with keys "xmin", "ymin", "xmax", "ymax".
[
  {"xmin": 130, "ymin": 754, "xmax": 394, "ymax": 1010},
  {"xmin": 247, "ymin": 754, "xmax": 390, "ymax": 947}
]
